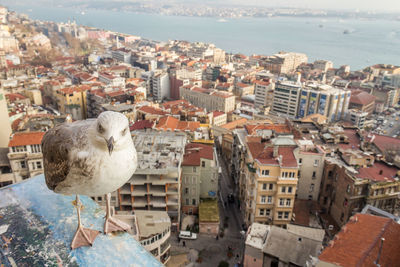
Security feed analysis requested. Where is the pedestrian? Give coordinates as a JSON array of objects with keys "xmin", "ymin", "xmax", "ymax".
[
  {"xmin": 183, "ymin": 240, "xmax": 186, "ymax": 247},
  {"xmin": 216, "ymin": 235, "xmax": 219, "ymax": 240}
]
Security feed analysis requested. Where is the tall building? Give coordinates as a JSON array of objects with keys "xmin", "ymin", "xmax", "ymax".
[
  {"xmin": 271, "ymin": 81, "xmax": 302, "ymax": 119},
  {"xmin": 254, "ymin": 79, "xmax": 274, "ymax": 109},
  {"xmin": 56, "ymin": 85, "xmax": 89, "ymax": 120},
  {"xmin": 180, "ymin": 86, "xmax": 236, "ymax": 113},
  {"xmin": 117, "ymin": 131, "xmax": 187, "ymax": 231},
  {"xmin": 297, "ymin": 83, "xmax": 351, "ymax": 122},
  {"xmin": 242, "ymin": 135, "xmax": 299, "ymax": 226},
  {"xmin": 152, "ymin": 72, "xmax": 170, "ymax": 102},
  {"xmin": 0, "ymin": 89, "xmax": 12, "ymax": 148},
  {"xmin": 181, "ymin": 143, "xmax": 219, "ymax": 215},
  {"xmin": 263, "ymin": 52, "xmax": 308, "ymax": 75}
]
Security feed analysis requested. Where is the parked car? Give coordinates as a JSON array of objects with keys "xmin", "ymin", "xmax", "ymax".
[{"xmin": 179, "ymin": 231, "xmax": 197, "ymax": 240}]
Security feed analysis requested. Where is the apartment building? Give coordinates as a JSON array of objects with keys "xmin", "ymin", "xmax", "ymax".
[
  {"xmin": 180, "ymin": 86, "xmax": 236, "ymax": 113},
  {"xmin": 152, "ymin": 72, "xmax": 170, "ymax": 102},
  {"xmin": 241, "ymin": 135, "xmax": 299, "ymax": 226},
  {"xmin": 254, "ymin": 79, "xmax": 274, "ymax": 109},
  {"xmin": 319, "ymin": 156, "xmax": 400, "ymax": 227},
  {"xmin": 262, "ymin": 52, "xmax": 308, "ymax": 75},
  {"xmin": 117, "ymin": 131, "xmax": 187, "ymax": 231},
  {"xmin": 313, "ymin": 60, "xmax": 333, "ymax": 72},
  {"xmin": 346, "ymin": 109, "xmax": 369, "ymax": 129},
  {"xmin": 181, "ymin": 143, "xmax": 219, "ymax": 215},
  {"xmin": 111, "ymin": 48, "xmax": 131, "ymax": 63},
  {"xmin": 7, "ymin": 132, "xmax": 45, "ymax": 181},
  {"xmin": 56, "ymin": 85, "xmax": 89, "ymax": 120},
  {"xmin": 98, "ymin": 72, "xmax": 125, "ymax": 87},
  {"xmin": 271, "ymin": 81, "xmax": 301, "ymax": 118},
  {"xmin": 0, "ymin": 88, "xmax": 12, "ymax": 148},
  {"xmin": 348, "ymin": 90, "xmax": 376, "ymax": 114},
  {"xmin": 293, "ymin": 140, "xmax": 325, "ymax": 201}
]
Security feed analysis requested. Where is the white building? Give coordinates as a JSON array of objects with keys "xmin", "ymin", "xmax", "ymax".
[
  {"xmin": 152, "ymin": 72, "xmax": 170, "ymax": 102},
  {"xmin": 347, "ymin": 109, "xmax": 369, "ymax": 129},
  {"xmin": 254, "ymin": 80, "xmax": 274, "ymax": 109},
  {"xmin": 271, "ymin": 81, "xmax": 302, "ymax": 118}
]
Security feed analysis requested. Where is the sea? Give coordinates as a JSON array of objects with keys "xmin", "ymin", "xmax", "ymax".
[{"xmin": 4, "ymin": 3, "xmax": 400, "ymax": 71}]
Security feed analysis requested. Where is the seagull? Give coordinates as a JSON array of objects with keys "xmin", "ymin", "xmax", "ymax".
[{"xmin": 42, "ymin": 111, "xmax": 137, "ymax": 249}]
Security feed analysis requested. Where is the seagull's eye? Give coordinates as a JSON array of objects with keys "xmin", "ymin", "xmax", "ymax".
[
  {"xmin": 121, "ymin": 128, "xmax": 128, "ymax": 136},
  {"xmin": 98, "ymin": 123, "xmax": 105, "ymax": 133}
]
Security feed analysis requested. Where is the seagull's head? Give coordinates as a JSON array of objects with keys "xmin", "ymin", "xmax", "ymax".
[{"xmin": 94, "ymin": 111, "xmax": 131, "ymax": 155}]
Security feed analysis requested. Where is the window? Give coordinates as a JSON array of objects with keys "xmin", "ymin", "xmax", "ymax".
[
  {"xmin": 269, "ymin": 184, "xmax": 273, "ymax": 190},
  {"xmin": 310, "ymin": 184, "xmax": 315, "ymax": 192},
  {"xmin": 202, "ymin": 161, "xmax": 205, "ymax": 167},
  {"xmin": 267, "ymin": 196, "xmax": 272, "ymax": 203},
  {"xmin": 288, "ymin": 187, "xmax": 292, "ymax": 193},
  {"xmin": 328, "ymin": 171, "xmax": 333, "ymax": 178},
  {"xmin": 20, "ymin": 161, "xmax": 26, "ymax": 169},
  {"xmin": 266, "ymin": 209, "xmax": 271, "ymax": 216},
  {"xmin": 262, "ymin": 183, "xmax": 267, "ymax": 190},
  {"xmin": 314, "ymin": 159, "xmax": 319, "ymax": 166},
  {"xmin": 261, "ymin": 169, "xmax": 270, "ymax": 176},
  {"xmin": 192, "ymin": 199, "xmax": 196, "ymax": 205},
  {"xmin": 185, "ymin": 198, "xmax": 189, "ymax": 205},
  {"xmin": 111, "ymin": 196, "xmax": 116, "ymax": 201},
  {"xmin": 97, "ymin": 197, "xmax": 102, "ymax": 201},
  {"xmin": 279, "ymin": 198, "xmax": 285, "ymax": 206},
  {"xmin": 36, "ymin": 161, "xmax": 42, "ymax": 169},
  {"xmin": 259, "ymin": 209, "xmax": 264, "ymax": 216},
  {"xmin": 284, "ymin": 212, "xmax": 289, "ymax": 219},
  {"xmin": 286, "ymin": 199, "xmax": 291, "ymax": 206},
  {"xmin": 278, "ymin": 212, "xmax": 283, "ymax": 219},
  {"xmin": 281, "ymin": 186, "xmax": 286, "ymax": 193},
  {"xmin": 193, "ymin": 167, "xmax": 196, "ymax": 173},
  {"xmin": 261, "ymin": 196, "xmax": 266, "ymax": 203},
  {"xmin": 312, "ymin": 171, "xmax": 316, "ymax": 179},
  {"xmin": 346, "ymin": 184, "xmax": 351, "ymax": 193},
  {"xmin": 298, "ymin": 170, "xmax": 301, "ymax": 178},
  {"xmin": 185, "ymin": 188, "xmax": 188, "ymax": 194},
  {"xmin": 299, "ymin": 158, "xmax": 302, "ymax": 164}
]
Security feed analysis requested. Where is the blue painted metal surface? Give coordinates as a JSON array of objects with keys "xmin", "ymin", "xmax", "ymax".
[{"xmin": 0, "ymin": 175, "xmax": 163, "ymax": 267}]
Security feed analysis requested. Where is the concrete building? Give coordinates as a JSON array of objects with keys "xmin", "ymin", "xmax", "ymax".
[
  {"xmin": 271, "ymin": 81, "xmax": 302, "ymax": 119},
  {"xmin": 111, "ymin": 48, "xmax": 132, "ymax": 63},
  {"xmin": 254, "ymin": 79, "xmax": 274, "ymax": 109},
  {"xmin": 349, "ymin": 90, "xmax": 376, "ymax": 114},
  {"xmin": 211, "ymin": 111, "xmax": 227, "ymax": 126},
  {"xmin": 98, "ymin": 72, "xmax": 125, "ymax": 88},
  {"xmin": 0, "ymin": 89, "xmax": 12, "ymax": 149},
  {"xmin": 152, "ymin": 72, "xmax": 170, "ymax": 102},
  {"xmin": 263, "ymin": 52, "xmax": 308, "ymax": 75},
  {"xmin": 180, "ymin": 86, "xmax": 236, "ymax": 113},
  {"xmin": 313, "ymin": 60, "xmax": 333, "ymax": 72},
  {"xmin": 297, "ymin": 83, "xmax": 351, "ymax": 122},
  {"xmin": 181, "ymin": 143, "xmax": 219, "ymax": 215},
  {"xmin": 7, "ymin": 132, "xmax": 45, "ymax": 181},
  {"xmin": 294, "ymin": 140, "xmax": 325, "ymax": 201},
  {"xmin": 347, "ymin": 109, "xmax": 369, "ymax": 129},
  {"xmin": 135, "ymin": 210, "xmax": 171, "ymax": 264},
  {"xmin": 244, "ymin": 223, "xmax": 324, "ymax": 267},
  {"xmin": 117, "ymin": 130, "xmax": 187, "ymax": 231}
]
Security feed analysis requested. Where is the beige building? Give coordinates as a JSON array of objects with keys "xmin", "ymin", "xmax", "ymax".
[
  {"xmin": 7, "ymin": 132, "xmax": 45, "ymax": 181},
  {"xmin": 293, "ymin": 140, "xmax": 325, "ymax": 201},
  {"xmin": 242, "ymin": 136, "xmax": 299, "ymax": 226},
  {"xmin": 263, "ymin": 52, "xmax": 308, "ymax": 74},
  {"xmin": 117, "ymin": 130, "xmax": 187, "ymax": 231},
  {"xmin": 180, "ymin": 86, "xmax": 236, "ymax": 113},
  {"xmin": 0, "ymin": 89, "xmax": 11, "ymax": 148},
  {"xmin": 56, "ymin": 85, "xmax": 89, "ymax": 120},
  {"xmin": 254, "ymin": 79, "xmax": 274, "ymax": 109}
]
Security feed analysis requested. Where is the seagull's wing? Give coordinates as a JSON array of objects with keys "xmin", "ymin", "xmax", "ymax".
[{"xmin": 42, "ymin": 120, "xmax": 94, "ymax": 191}]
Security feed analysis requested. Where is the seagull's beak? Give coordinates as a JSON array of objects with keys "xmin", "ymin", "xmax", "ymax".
[{"xmin": 107, "ymin": 136, "xmax": 114, "ymax": 155}]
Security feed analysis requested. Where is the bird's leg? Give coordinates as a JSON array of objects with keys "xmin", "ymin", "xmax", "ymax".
[
  {"xmin": 71, "ymin": 195, "xmax": 100, "ymax": 249},
  {"xmin": 104, "ymin": 193, "xmax": 131, "ymax": 234}
]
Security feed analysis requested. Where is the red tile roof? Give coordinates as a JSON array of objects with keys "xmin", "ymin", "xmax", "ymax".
[
  {"xmin": 366, "ymin": 134, "xmax": 400, "ymax": 153},
  {"xmin": 8, "ymin": 132, "xmax": 45, "ymax": 147},
  {"xmin": 182, "ymin": 143, "xmax": 214, "ymax": 166},
  {"xmin": 130, "ymin": 120, "xmax": 154, "ymax": 131},
  {"xmin": 212, "ymin": 111, "xmax": 225, "ymax": 117},
  {"xmin": 355, "ymin": 161, "xmax": 398, "ymax": 182},
  {"xmin": 350, "ymin": 91, "xmax": 376, "ymax": 106},
  {"xmin": 155, "ymin": 116, "xmax": 200, "ymax": 132},
  {"xmin": 247, "ymin": 141, "xmax": 298, "ymax": 167},
  {"xmin": 244, "ymin": 124, "xmax": 291, "ymax": 135},
  {"xmin": 6, "ymin": 93, "xmax": 27, "ymax": 102},
  {"xmin": 319, "ymin": 214, "xmax": 400, "ymax": 267},
  {"xmin": 220, "ymin": 118, "xmax": 248, "ymax": 130},
  {"xmin": 138, "ymin": 106, "xmax": 167, "ymax": 116}
]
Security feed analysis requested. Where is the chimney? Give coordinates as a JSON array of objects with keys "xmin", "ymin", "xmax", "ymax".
[{"xmin": 273, "ymin": 145, "xmax": 279, "ymax": 158}]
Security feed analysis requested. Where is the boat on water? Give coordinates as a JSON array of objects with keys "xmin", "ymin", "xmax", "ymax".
[{"xmin": 217, "ymin": 18, "xmax": 228, "ymax": 23}]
